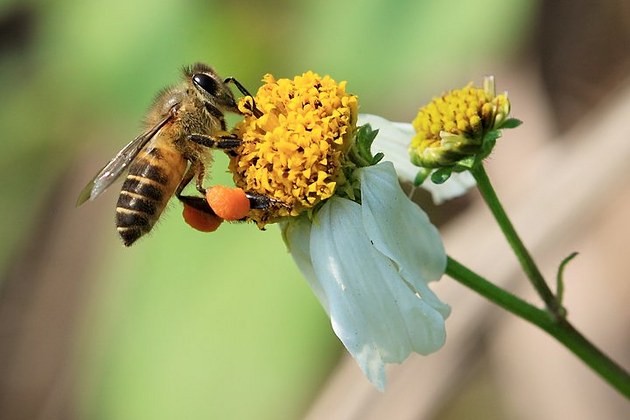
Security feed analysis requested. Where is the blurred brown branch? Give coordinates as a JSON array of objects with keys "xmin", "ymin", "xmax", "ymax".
[{"xmin": 0, "ymin": 162, "xmax": 108, "ymax": 420}]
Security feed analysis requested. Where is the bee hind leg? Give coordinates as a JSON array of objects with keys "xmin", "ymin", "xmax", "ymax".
[
  {"xmin": 177, "ymin": 154, "xmax": 277, "ymax": 216},
  {"xmin": 175, "ymin": 163, "xmax": 216, "ymax": 216},
  {"xmin": 178, "ymin": 190, "xmax": 273, "ymax": 218},
  {"xmin": 178, "ymin": 195, "xmax": 217, "ymax": 216},
  {"xmin": 245, "ymin": 192, "xmax": 273, "ymax": 210}
]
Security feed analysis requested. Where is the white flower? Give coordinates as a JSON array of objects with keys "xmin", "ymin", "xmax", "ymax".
[
  {"xmin": 282, "ymin": 162, "xmax": 450, "ymax": 390},
  {"xmin": 358, "ymin": 113, "xmax": 475, "ymax": 204}
]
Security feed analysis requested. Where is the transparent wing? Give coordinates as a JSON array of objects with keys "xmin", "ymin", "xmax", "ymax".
[{"xmin": 76, "ymin": 113, "xmax": 173, "ymax": 206}]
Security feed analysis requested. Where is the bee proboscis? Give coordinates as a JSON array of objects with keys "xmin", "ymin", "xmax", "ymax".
[{"xmin": 77, "ymin": 63, "xmax": 267, "ymax": 246}]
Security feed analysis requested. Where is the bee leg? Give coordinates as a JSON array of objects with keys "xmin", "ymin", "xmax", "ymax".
[
  {"xmin": 178, "ymin": 195, "xmax": 217, "ymax": 215},
  {"xmin": 178, "ymin": 193, "xmax": 216, "ymax": 216},
  {"xmin": 175, "ymin": 157, "xmax": 207, "ymax": 196},
  {"xmin": 223, "ymin": 77, "xmax": 263, "ymax": 118},
  {"xmin": 175, "ymin": 163, "xmax": 216, "ymax": 216},
  {"xmin": 175, "ymin": 164, "xmax": 196, "ymax": 197},
  {"xmin": 223, "ymin": 77, "xmax": 255, "ymax": 98},
  {"xmin": 187, "ymin": 134, "xmax": 241, "ymax": 150},
  {"xmin": 245, "ymin": 192, "xmax": 279, "ymax": 210}
]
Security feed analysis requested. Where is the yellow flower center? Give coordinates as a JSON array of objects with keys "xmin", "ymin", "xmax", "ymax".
[
  {"xmin": 230, "ymin": 72, "xmax": 358, "ymax": 226},
  {"xmin": 409, "ymin": 79, "xmax": 509, "ymax": 168}
]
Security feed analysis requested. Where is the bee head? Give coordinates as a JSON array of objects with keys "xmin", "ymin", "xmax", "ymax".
[{"xmin": 185, "ymin": 63, "xmax": 239, "ymax": 114}]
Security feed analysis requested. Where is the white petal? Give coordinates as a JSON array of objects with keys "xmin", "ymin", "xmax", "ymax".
[
  {"xmin": 358, "ymin": 113, "xmax": 475, "ymax": 204},
  {"xmin": 281, "ymin": 218, "xmax": 329, "ymax": 313},
  {"xmin": 359, "ymin": 162, "xmax": 451, "ymax": 318},
  {"xmin": 309, "ymin": 197, "xmax": 447, "ymax": 390}
]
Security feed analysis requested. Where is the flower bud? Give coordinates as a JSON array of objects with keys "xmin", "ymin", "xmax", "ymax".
[{"xmin": 410, "ymin": 76, "xmax": 511, "ymax": 168}]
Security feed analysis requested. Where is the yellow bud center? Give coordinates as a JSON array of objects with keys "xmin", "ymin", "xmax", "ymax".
[{"xmin": 409, "ymin": 79, "xmax": 509, "ymax": 168}]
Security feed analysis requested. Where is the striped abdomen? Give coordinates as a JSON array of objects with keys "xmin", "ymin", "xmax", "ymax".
[{"xmin": 116, "ymin": 147, "xmax": 186, "ymax": 246}]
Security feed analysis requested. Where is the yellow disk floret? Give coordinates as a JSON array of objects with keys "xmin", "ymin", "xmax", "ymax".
[
  {"xmin": 410, "ymin": 77, "xmax": 510, "ymax": 168},
  {"xmin": 230, "ymin": 72, "xmax": 358, "ymax": 226}
]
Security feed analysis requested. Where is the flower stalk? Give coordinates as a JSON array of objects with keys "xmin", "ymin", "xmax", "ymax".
[
  {"xmin": 469, "ymin": 163, "xmax": 563, "ymax": 317},
  {"xmin": 446, "ymin": 256, "xmax": 630, "ymax": 398}
]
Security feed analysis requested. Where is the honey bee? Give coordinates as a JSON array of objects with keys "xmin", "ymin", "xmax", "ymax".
[{"xmin": 77, "ymin": 63, "xmax": 267, "ymax": 246}]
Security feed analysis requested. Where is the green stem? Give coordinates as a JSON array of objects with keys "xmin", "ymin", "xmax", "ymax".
[
  {"xmin": 446, "ymin": 257, "xmax": 630, "ymax": 398},
  {"xmin": 470, "ymin": 164, "xmax": 562, "ymax": 315}
]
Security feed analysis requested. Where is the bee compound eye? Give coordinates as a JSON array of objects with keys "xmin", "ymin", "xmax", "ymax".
[{"xmin": 192, "ymin": 73, "xmax": 219, "ymax": 95}]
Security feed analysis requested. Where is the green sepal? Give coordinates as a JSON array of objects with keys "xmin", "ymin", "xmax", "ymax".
[
  {"xmin": 483, "ymin": 129, "xmax": 502, "ymax": 145},
  {"xmin": 413, "ymin": 167, "xmax": 432, "ymax": 186},
  {"xmin": 455, "ymin": 156, "xmax": 476, "ymax": 170},
  {"xmin": 431, "ymin": 167, "xmax": 452, "ymax": 184},
  {"xmin": 497, "ymin": 118, "xmax": 523, "ymax": 130},
  {"xmin": 372, "ymin": 152, "xmax": 384, "ymax": 165},
  {"xmin": 353, "ymin": 124, "xmax": 381, "ymax": 166},
  {"xmin": 478, "ymin": 129, "xmax": 501, "ymax": 160}
]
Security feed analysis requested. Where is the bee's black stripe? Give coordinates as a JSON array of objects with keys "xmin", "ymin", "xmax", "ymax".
[
  {"xmin": 115, "ymin": 208, "xmax": 151, "ymax": 230},
  {"xmin": 117, "ymin": 191, "xmax": 158, "ymax": 216},
  {"xmin": 121, "ymin": 177, "xmax": 163, "ymax": 202},
  {"xmin": 128, "ymin": 161, "xmax": 169, "ymax": 185}
]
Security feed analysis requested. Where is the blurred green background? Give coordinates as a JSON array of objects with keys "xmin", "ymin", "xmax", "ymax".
[{"xmin": 0, "ymin": 0, "xmax": 536, "ymax": 419}]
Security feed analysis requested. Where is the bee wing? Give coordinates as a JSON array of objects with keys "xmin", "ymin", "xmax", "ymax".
[{"xmin": 76, "ymin": 114, "xmax": 173, "ymax": 206}]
